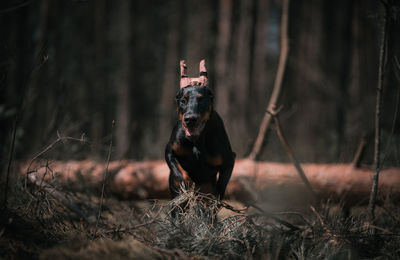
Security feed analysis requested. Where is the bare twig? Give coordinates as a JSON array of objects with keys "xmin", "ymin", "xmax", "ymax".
[
  {"xmin": 27, "ymin": 172, "xmax": 89, "ymax": 222},
  {"xmin": 380, "ymin": 79, "xmax": 400, "ymax": 168},
  {"xmin": 248, "ymin": 0, "xmax": 290, "ymax": 160},
  {"xmin": 310, "ymin": 206, "xmax": 325, "ymax": 226},
  {"xmin": 310, "ymin": 205, "xmax": 338, "ymax": 244},
  {"xmin": 351, "ymin": 133, "xmax": 367, "ymax": 168},
  {"xmin": 21, "ymin": 134, "xmax": 90, "ymax": 221},
  {"xmin": 3, "ymin": 109, "xmax": 19, "ymax": 211},
  {"xmin": 25, "ymin": 135, "xmax": 88, "ymax": 189},
  {"xmin": 368, "ymin": 3, "xmax": 389, "ymax": 221},
  {"xmin": 0, "ymin": 0, "xmax": 34, "ymax": 14},
  {"xmin": 218, "ymin": 201, "xmax": 249, "ymax": 214},
  {"xmin": 103, "ymin": 206, "xmax": 163, "ymax": 234},
  {"xmin": 268, "ymin": 109, "xmax": 317, "ymax": 200},
  {"xmin": 3, "ymin": 49, "xmax": 48, "ymax": 211},
  {"xmin": 246, "ymin": 201, "xmax": 300, "ymax": 231},
  {"xmin": 92, "ymin": 120, "xmax": 115, "ymax": 238}
]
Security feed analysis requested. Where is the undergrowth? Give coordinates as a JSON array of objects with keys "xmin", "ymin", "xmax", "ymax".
[{"xmin": 1, "ymin": 173, "xmax": 400, "ymax": 259}]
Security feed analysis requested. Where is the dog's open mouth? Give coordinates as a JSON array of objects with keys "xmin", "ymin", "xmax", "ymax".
[{"xmin": 183, "ymin": 120, "xmax": 206, "ymax": 137}]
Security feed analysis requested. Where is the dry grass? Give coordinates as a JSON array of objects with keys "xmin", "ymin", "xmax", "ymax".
[
  {"xmin": 153, "ymin": 187, "xmax": 266, "ymax": 259},
  {"xmin": 1, "ymin": 168, "xmax": 400, "ymax": 259}
]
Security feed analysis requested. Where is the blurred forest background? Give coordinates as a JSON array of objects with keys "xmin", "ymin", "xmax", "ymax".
[{"xmin": 1, "ymin": 0, "xmax": 399, "ymax": 165}]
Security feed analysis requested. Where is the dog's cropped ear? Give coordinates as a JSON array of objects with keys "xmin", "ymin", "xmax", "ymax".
[{"xmin": 199, "ymin": 59, "xmax": 208, "ymax": 87}]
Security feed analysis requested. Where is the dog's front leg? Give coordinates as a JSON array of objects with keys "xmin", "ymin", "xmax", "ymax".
[
  {"xmin": 165, "ymin": 146, "xmax": 185, "ymax": 198},
  {"xmin": 216, "ymin": 162, "xmax": 234, "ymax": 200}
]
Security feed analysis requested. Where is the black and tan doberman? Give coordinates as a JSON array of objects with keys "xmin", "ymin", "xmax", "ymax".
[{"xmin": 165, "ymin": 60, "xmax": 235, "ymax": 200}]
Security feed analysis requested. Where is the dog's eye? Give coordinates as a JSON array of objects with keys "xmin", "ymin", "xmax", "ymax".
[{"xmin": 180, "ymin": 99, "xmax": 187, "ymax": 105}]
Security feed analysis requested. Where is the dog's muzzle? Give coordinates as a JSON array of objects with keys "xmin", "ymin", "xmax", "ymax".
[{"xmin": 183, "ymin": 114, "xmax": 206, "ymax": 137}]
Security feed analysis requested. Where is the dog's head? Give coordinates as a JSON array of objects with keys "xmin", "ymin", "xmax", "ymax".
[
  {"xmin": 176, "ymin": 85, "xmax": 214, "ymax": 137},
  {"xmin": 176, "ymin": 60, "xmax": 214, "ymax": 138}
]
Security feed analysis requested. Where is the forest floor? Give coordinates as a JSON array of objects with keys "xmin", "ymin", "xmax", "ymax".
[{"xmin": 1, "ymin": 169, "xmax": 400, "ymax": 260}]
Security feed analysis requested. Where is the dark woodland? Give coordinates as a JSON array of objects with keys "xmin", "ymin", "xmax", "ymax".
[
  {"xmin": 1, "ymin": 0, "xmax": 399, "ymax": 163},
  {"xmin": 1, "ymin": 0, "xmax": 400, "ymax": 259}
]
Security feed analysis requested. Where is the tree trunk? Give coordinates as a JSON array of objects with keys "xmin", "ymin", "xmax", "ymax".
[
  {"xmin": 248, "ymin": 0, "xmax": 288, "ymax": 160},
  {"xmin": 230, "ymin": 0, "xmax": 254, "ymax": 156},
  {"xmin": 184, "ymin": 0, "xmax": 213, "ymax": 74},
  {"xmin": 368, "ymin": 2, "xmax": 388, "ymax": 220},
  {"xmin": 112, "ymin": 0, "xmax": 131, "ymax": 159},
  {"xmin": 90, "ymin": 0, "xmax": 107, "ymax": 155},
  {"xmin": 215, "ymin": 0, "xmax": 232, "ymax": 121},
  {"xmin": 249, "ymin": 0, "xmax": 270, "ymax": 128},
  {"xmin": 158, "ymin": 1, "xmax": 180, "ymax": 149},
  {"xmin": 20, "ymin": 0, "xmax": 50, "ymax": 155},
  {"xmin": 283, "ymin": 0, "xmax": 353, "ymax": 162},
  {"xmin": 23, "ymin": 159, "xmax": 400, "ymax": 205}
]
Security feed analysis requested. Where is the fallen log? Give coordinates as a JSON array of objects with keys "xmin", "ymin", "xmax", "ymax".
[{"xmin": 21, "ymin": 159, "xmax": 400, "ymax": 204}]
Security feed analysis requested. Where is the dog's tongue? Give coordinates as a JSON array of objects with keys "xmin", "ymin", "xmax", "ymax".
[
  {"xmin": 184, "ymin": 126, "xmax": 200, "ymax": 137},
  {"xmin": 183, "ymin": 122, "xmax": 205, "ymax": 137}
]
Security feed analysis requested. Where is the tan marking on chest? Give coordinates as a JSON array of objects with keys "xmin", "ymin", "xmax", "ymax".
[
  {"xmin": 172, "ymin": 142, "xmax": 190, "ymax": 156},
  {"xmin": 206, "ymin": 155, "xmax": 223, "ymax": 167}
]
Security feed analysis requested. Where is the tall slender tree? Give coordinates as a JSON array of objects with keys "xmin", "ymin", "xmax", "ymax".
[
  {"xmin": 215, "ymin": 0, "xmax": 232, "ymax": 122},
  {"xmin": 230, "ymin": 0, "xmax": 254, "ymax": 155},
  {"xmin": 112, "ymin": 0, "xmax": 131, "ymax": 159},
  {"xmin": 90, "ymin": 0, "xmax": 107, "ymax": 153},
  {"xmin": 158, "ymin": 1, "xmax": 181, "ymax": 148}
]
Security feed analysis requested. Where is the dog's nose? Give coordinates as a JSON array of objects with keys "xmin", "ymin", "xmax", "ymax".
[{"xmin": 184, "ymin": 114, "xmax": 198, "ymax": 125}]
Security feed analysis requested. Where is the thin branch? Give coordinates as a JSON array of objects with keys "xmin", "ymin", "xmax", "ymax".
[
  {"xmin": 269, "ymin": 110, "xmax": 317, "ymax": 200},
  {"xmin": 20, "ymin": 134, "xmax": 90, "ymax": 220},
  {"xmin": 3, "ymin": 108, "xmax": 19, "ymax": 211},
  {"xmin": 368, "ymin": 3, "xmax": 389, "ymax": 221},
  {"xmin": 92, "ymin": 120, "xmax": 115, "ymax": 238},
  {"xmin": 3, "ymin": 48, "xmax": 48, "ymax": 211},
  {"xmin": 25, "ymin": 135, "xmax": 88, "ymax": 189},
  {"xmin": 380, "ymin": 83, "xmax": 399, "ymax": 168},
  {"xmin": 380, "ymin": 55, "xmax": 400, "ymax": 169},
  {"xmin": 310, "ymin": 205, "xmax": 338, "ymax": 244},
  {"xmin": 0, "ymin": 0, "xmax": 34, "ymax": 14},
  {"xmin": 248, "ymin": 0, "xmax": 290, "ymax": 160},
  {"xmin": 351, "ymin": 133, "xmax": 367, "ymax": 168},
  {"xmin": 103, "ymin": 206, "xmax": 163, "ymax": 235},
  {"xmin": 27, "ymin": 171, "xmax": 89, "ymax": 222},
  {"xmin": 247, "ymin": 202, "xmax": 300, "ymax": 231}
]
